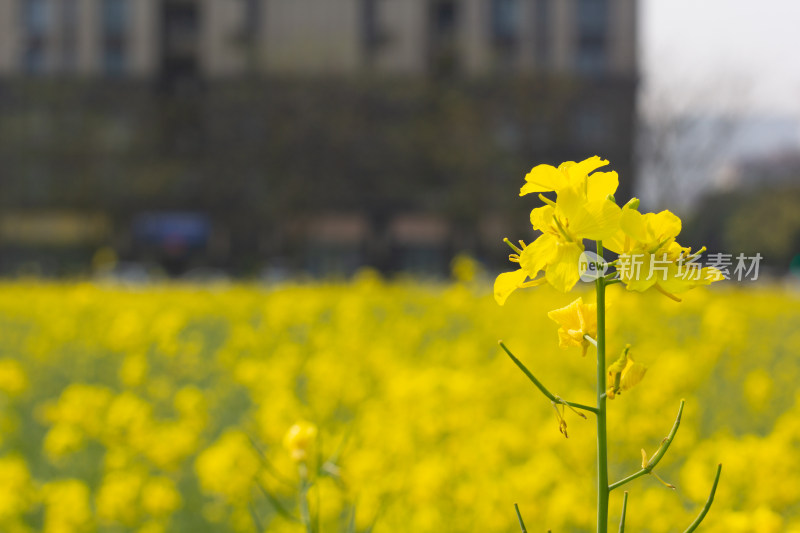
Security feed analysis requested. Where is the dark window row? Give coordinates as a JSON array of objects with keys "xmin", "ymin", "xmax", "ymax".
[{"xmin": 21, "ymin": 0, "xmax": 129, "ymax": 75}]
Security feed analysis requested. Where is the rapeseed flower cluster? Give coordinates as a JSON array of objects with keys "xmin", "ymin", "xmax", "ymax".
[
  {"xmin": 495, "ymin": 156, "xmax": 722, "ymax": 304},
  {"xmin": 0, "ymin": 281, "xmax": 795, "ymax": 532},
  {"xmin": 493, "ymin": 157, "xmax": 730, "ymax": 532}
]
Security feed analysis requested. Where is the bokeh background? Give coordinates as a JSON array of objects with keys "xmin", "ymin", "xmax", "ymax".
[{"xmin": 0, "ymin": 0, "xmax": 799, "ymax": 532}]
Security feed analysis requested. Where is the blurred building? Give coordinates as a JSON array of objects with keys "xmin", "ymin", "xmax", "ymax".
[{"xmin": 0, "ymin": 0, "xmax": 638, "ymax": 277}]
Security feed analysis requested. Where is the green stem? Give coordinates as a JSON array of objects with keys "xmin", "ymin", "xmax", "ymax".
[
  {"xmin": 609, "ymin": 400, "xmax": 685, "ymax": 491},
  {"xmin": 596, "ymin": 241, "xmax": 609, "ymax": 533},
  {"xmin": 298, "ymin": 464, "xmax": 314, "ymax": 533},
  {"xmin": 514, "ymin": 503, "xmax": 528, "ymax": 533},
  {"xmin": 683, "ymin": 464, "xmax": 722, "ymax": 533},
  {"xmin": 499, "ymin": 341, "xmax": 598, "ymax": 415},
  {"xmin": 618, "ymin": 492, "xmax": 628, "ymax": 533}
]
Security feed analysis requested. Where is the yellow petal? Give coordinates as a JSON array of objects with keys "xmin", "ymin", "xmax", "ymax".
[
  {"xmin": 520, "ymin": 164, "xmax": 568, "ymax": 196},
  {"xmin": 564, "ymin": 156, "xmax": 609, "ymax": 183},
  {"xmin": 620, "ymin": 361, "xmax": 647, "ymax": 391},
  {"xmin": 607, "ymin": 350, "xmax": 629, "ymax": 377},
  {"xmin": 547, "ymin": 297, "xmax": 585, "ymax": 332},
  {"xmin": 619, "ymin": 253, "xmax": 657, "ymax": 292},
  {"xmin": 586, "ymin": 171, "xmax": 619, "ymax": 202},
  {"xmin": 519, "ymin": 233, "xmax": 558, "ymax": 277},
  {"xmin": 604, "ymin": 203, "xmax": 638, "ymax": 254},
  {"xmin": 529, "ymin": 205, "xmax": 555, "ymax": 232},
  {"xmin": 493, "ymin": 269, "xmax": 528, "ymax": 305},
  {"xmin": 644, "ymin": 210, "xmax": 682, "ymax": 244},
  {"xmin": 568, "ymin": 199, "xmax": 622, "ymax": 241},
  {"xmin": 579, "ymin": 302, "xmax": 598, "ymax": 339},
  {"xmin": 557, "ymin": 329, "xmax": 582, "ymax": 350},
  {"xmin": 545, "ymin": 242, "xmax": 584, "ymax": 292},
  {"xmin": 620, "ymin": 208, "xmax": 648, "ymax": 242}
]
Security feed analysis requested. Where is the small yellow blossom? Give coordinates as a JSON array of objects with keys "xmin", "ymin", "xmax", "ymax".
[
  {"xmin": 606, "ymin": 206, "xmax": 723, "ymax": 297},
  {"xmin": 547, "ymin": 297, "xmax": 597, "ymax": 356},
  {"xmin": 606, "ymin": 346, "xmax": 647, "ymax": 399},
  {"xmin": 283, "ymin": 421, "xmax": 318, "ymax": 463}
]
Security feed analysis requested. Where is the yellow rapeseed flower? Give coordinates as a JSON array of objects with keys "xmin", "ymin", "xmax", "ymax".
[
  {"xmin": 495, "ymin": 156, "xmax": 621, "ymax": 302},
  {"xmin": 606, "ymin": 347, "xmax": 647, "ymax": 399},
  {"xmin": 605, "ymin": 206, "xmax": 723, "ymax": 298},
  {"xmin": 283, "ymin": 421, "xmax": 318, "ymax": 463},
  {"xmin": 547, "ymin": 297, "xmax": 597, "ymax": 357}
]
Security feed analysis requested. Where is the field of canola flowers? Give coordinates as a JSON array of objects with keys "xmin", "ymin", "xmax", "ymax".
[{"xmin": 0, "ymin": 278, "xmax": 799, "ymax": 532}]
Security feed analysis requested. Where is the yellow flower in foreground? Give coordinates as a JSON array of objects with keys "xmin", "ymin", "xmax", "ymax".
[
  {"xmin": 547, "ymin": 297, "xmax": 597, "ymax": 357},
  {"xmin": 495, "ymin": 159, "xmax": 621, "ymax": 302},
  {"xmin": 521, "ymin": 183, "xmax": 620, "ymax": 292},
  {"xmin": 605, "ymin": 207, "xmax": 723, "ymax": 298},
  {"xmin": 283, "ymin": 421, "xmax": 318, "ymax": 463},
  {"xmin": 606, "ymin": 347, "xmax": 647, "ymax": 399}
]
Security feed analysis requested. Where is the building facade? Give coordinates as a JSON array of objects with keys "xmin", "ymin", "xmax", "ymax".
[
  {"xmin": 0, "ymin": 0, "xmax": 636, "ymax": 78},
  {"xmin": 0, "ymin": 0, "xmax": 638, "ymax": 277}
]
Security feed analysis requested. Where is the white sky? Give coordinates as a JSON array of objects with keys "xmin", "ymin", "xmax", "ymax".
[{"xmin": 641, "ymin": 0, "xmax": 800, "ymax": 117}]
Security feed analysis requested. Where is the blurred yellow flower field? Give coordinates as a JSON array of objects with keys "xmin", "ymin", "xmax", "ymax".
[{"xmin": 0, "ymin": 279, "xmax": 798, "ymax": 532}]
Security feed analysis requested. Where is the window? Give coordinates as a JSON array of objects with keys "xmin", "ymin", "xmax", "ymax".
[
  {"xmin": 362, "ymin": 0, "xmax": 389, "ymax": 64},
  {"xmin": 60, "ymin": 0, "xmax": 79, "ymax": 71},
  {"xmin": 103, "ymin": 42, "xmax": 126, "ymax": 75},
  {"xmin": 161, "ymin": 2, "xmax": 200, "ymax": 80},
  {"xmin": 23, "ymin": 0, "xmax": 49, "ymax": 37},
  {"xmin": 575, "ymin": 0, "xmax": 608, "ymax": 74},
  {"xmin": 432, "ymin": 1, "xmax": 457, "ymax": 34},
  {"xmin": 363, "ymin": 0, "xmax": 379, "ymax": 47},
  {"xmin": 429, "ymin": 1, "xmax": 459, "ymax": 75},
  {"xmin": 23, "ymin": 43, "xmax": 46, "ymax": 74},
  {"xmin": 102, "ymin": 0, "xmax": 127, "ymax": 36},
  {"xmin": 491, "ymin": 0, "xmax": 520, "ymax": 70},
  {"xmin": 22, "ymin": 0, "xmax": 49, "ymax": 74},
  {"xmin": 102, "ymin": 0, "xmax": 128, "ymax": 75},
  {"xmin": 243, "ymin": 0, "xmax": 261, "ymax": 43},
  {"xmin": 491, "ymin": 0, "xmax": 520, "ymax": 44}
]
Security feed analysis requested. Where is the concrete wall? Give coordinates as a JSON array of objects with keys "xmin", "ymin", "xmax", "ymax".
[
  {"xmin": 373, "ymin": 0, "xmax": 427, "ymax": 74},
  {"xmin": 129, "ymin": 0, "xmax": 159, "ymax": 77},
  {"xmin": 0, "ymin": 0, "xmax": 19, "ymax": 73},
  {"xmin": 202, "ymin": 0, "xmax": 246, "ymax": 77},
  {"xmin": 261, "ymin": 0, "xmax": 361, "ymax": 75}
]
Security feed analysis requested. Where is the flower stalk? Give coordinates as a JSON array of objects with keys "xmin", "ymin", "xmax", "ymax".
[
  {"xmin": 514, "ymin": 503, "xmax": 527, "ymax": 533},
  {"xmin": 609, "ymin": 399, "xmax": 684, "ymax": 491},
  {"xmin": 683, "ymin": 464, "xmax": 722, "ymax": 533},
  {"xmin": 499, "ymin": 341, "xmax": 597, "ymax": 415},
  {"xmin": 495, "ymin": 156, "xmax": 723, "ymax": 532},
  {"xmin": 618, "ymin": 492, "xmax": 628, "ymax": 533},
  {"xmin": 595, "ymin": 241, "xmax": 610, "ymax": 533}
]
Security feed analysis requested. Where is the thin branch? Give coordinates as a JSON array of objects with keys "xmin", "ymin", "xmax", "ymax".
[
  {"xmin": 249, "ymin": 501, "xmax": 265, "ymax": 533},
  {"xmin": 618, "ymin": 492, "xmax": 629, "ymax": 533},
  {"xmin": 584, "ymin": 334, "xmax": 598, "ymax": 348},
  {"xmin": 609, "ymin": 399, "xmax": 685, "ymax": 491},
  {"xmin": 499, "ymin": 341, "xmax": 598, "ymax": 415},
  {"xmin": 255, "ymin": 480, "xmax": 301, "ymax": 523},
  {"xmin": 683, "ymin": 464, "xmax": 722, "ymax": 533},
  {"xmin": 514, "ymin": 503, "xmax": 527, "ymax": 533}
]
